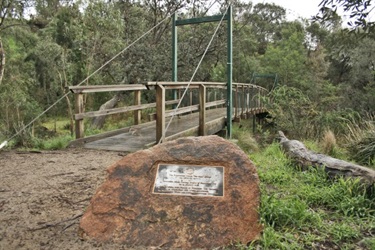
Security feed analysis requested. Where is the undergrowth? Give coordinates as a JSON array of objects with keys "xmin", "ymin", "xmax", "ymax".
[
  {"xmin": 5, "ymin": 115, "xmax": 136, "ymax": 150},
  {"xmin": 346, "ymin": 115, "xmax": 375, "ymax": 167},
  {"xmin": 240, "ymin": 143, "xmax": 375, "ymax": 250}
]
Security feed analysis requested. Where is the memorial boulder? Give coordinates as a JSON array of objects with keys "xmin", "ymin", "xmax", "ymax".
[{"xmin": 79, "ymin": 135, "xmax": 262, "ymax": 249}]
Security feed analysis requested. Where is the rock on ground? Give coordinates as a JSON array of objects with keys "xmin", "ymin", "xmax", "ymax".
[{"xmin": 79, "ymin": 135, "xmax": 262, "ymax": 249}]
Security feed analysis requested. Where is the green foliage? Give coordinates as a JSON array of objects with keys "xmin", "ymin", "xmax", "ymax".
[
  {"xmin": 330, "ymin": 222, "xmax": 360, "ymax": 243},
  {"xmin": 265, "ymin": 84, "xmax": 370, "ymax": 141},
  {"xmin": 360, "ymin": 237, "xmax": 375, "ymax": 249},
  {"xmin": 243, "ymin": 141, "xmax": 375, "ymax": 249},
  {"xmin": 261, "ymin": 194, "xmax": 320, "ymax": 229},
  {"xmin": 0, "ymin": 26, "xmax": 42, "ymax": 139},
  {"xmin": 316, "ymin": 0, "xmax": 375, "ymax": 32},
  {"xmin": 265, "ymin": 85, "xmax": 316, "ymax": 139},
  {"xmin": 346, "ymin": 115, "xmax": 375, "ymax": 167},
  {"xmin": 31, "ymin": 134, "xmax": 73, "ymax": 150},
  {"xmin": 0, "ymin": 0, "xmax": 373, "ymax": 165},
  {"xmin": 231, "ymin": 123, "xmax": 259, "ymax": 153},
  {"xmin": 249, "ymin": 2, "xmax": 286, "ymax": 55},
  {"xmin": 261, "ymin": 22, "xmax": 308, "ymax": 87}
]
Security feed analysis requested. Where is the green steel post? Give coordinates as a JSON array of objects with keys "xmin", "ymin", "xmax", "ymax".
[
  {"xmin": 226, "ymin": 5, "xmax": 233, "ymax": 138},
  {"xmin": 172, "ymin": 13, "xmax": 177, "ymax": 100}
]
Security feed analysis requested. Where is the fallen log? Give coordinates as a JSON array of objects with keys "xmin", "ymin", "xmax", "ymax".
[{"xmin": 278, "ymin": 131, "xmax": 375, "ymax": 186}]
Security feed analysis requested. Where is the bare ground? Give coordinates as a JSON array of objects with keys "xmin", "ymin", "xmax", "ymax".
[{"xmin": 0, "ymin": 148, "xmax": 133, "ymax": 250}]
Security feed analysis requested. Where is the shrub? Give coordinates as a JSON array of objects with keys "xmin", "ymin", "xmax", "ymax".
[
  {"xmin": 346, "ymin": 115, "xmax": 375, "ymax": 167},
  {"xmin": 265, "ymin": 85, "xmax": 316, "ymax": 139}
]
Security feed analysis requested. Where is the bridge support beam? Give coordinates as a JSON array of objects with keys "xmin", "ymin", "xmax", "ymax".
[
  {"xmin": 156, "ymin": 84, "xmax": 166, "ymax": 143},
  {"xmin": 199, "ymin": 84, "xmax": 206, "ymax": 136},
  {"xmin": 226, "ymin": 4, "xmax": 233, "ymax": 138}
]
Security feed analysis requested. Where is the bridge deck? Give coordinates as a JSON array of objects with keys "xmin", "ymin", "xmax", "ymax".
[{"xmin": 83, "ymin": 108, "xmax": 228, "ymax": 152}]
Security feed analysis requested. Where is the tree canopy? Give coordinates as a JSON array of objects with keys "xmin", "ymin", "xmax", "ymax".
[
  {"xmin": 0, "ymin": 0, "xmax": 374, "ymax": 144},
  {"xmin": 316, "ymin": 0, "xmax": 375, "ymax": 32}
]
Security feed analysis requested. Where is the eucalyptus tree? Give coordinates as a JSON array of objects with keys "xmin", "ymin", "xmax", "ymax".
[
  {"xmin": 248, "ymin": 3, "xmax": 286, "ymax": 55},
  {"xmin": 0, "ymin": 0, "xmax": 32, "ymax": 84},
  {"xmin": 0, "ymin": 25, "xmax": 41, "ymax": 141},
  {"xmin": 260, "ymin": 21, "xmax": 308, "ymax": 87},
  {"xmin": 325, "ymin": 34, "xmax": 375, "ymax": 112},
  {"xmin": 316, "ymin": 0, "xmax": 375, "ymax": 32}
]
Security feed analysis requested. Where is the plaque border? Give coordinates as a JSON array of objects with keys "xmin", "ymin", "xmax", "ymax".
[{"xmin": 152, "ymin": 163, "xmax": 225, "ymax": 198}]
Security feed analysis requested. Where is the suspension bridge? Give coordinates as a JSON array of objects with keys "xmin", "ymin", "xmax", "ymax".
[
  {"xmin": 66, "ymin": 5, "xmax": 272, "ymax": 152},
  {"xmin": 0, "ymin": 4, "xmax": 273, "ymax": 152},
  {"xmin": 68, "ymin": 81, "xmax": 269, "ymax": 151}
]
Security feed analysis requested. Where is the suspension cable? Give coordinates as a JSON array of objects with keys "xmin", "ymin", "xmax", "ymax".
[{"xmin": 159, "ymin": 3, "xmax": 231, "ymax": 144}]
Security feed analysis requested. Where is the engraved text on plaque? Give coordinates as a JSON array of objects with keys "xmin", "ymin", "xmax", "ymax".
[{"xmin": 153, "ymin": 164, "xmax": 224, "ymax": 197}]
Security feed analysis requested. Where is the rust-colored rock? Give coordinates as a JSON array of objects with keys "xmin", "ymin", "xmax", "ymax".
[{"xmin": 79, "ymin": 135, "xmax": 262, "ymax": 249}]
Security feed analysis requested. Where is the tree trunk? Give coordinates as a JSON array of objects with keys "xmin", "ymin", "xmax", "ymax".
[
  {"xmin": 0, "ymin": 38, "xmax": 5, "ymax": 85},
  {"xmin": 278, "ymin": 131, "xmax": 375, "ymax": 186},
  {"xmin": 58, "ymin": 67, "xmax": 74, "ymax": 136},
  {"xmin": 91, "ymin": 93, "xmax": 123, "ymax": 129}
]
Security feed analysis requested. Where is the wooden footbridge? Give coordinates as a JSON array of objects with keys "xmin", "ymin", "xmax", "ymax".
[
  {"xmin": 68, "ymin": 82, "xmax": 269, "ymax": 152},
  {"xmin": 67, "ymin": 5, "xmax": 271, "ymax": 152}
]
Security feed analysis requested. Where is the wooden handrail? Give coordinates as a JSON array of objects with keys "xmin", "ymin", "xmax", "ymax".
[
  {"xmin": 147, "ymin": 81, "xmax": 226, "ymax": 86},
  {"xmin": 69, "ymin": 84, "xmax": 152, "ymax": 93},
  {"xmin": 71, "ymin": 81, "xmax": 269, "ymax": 141},
  {"xmin": 147, "ymin": 81, "xmax": 268, "ymax": 92},
  {"xmin": 75, "ymin": 99, "xmax": 180, "ymax": 120}
]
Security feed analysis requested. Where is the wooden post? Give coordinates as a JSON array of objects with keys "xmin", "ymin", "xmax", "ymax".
[
  {"xmin": 234, "ymin": 85, "xmax": 238, "ymax": 119},
  {"xmin": 241, "ymin": 85, "xmax": 246, "ymax": 119},
  {"xmin": 75, "ymin": 93, "xmax": 84, "ymax": 139},
  {"xmin": 199, "ymin": 84, "xmax": 206, "ymax": 136},
  {"xmin": 156, "ymin": 84, "xmax": 166, "ymax": 143},
  {"xmin": 246, "ymin": 85, "xmax": 250, "ymax": 115},
  {"xmin": 134, "ymin": 90, "xmax": 141, "ymax": 125},
  {"xmin": 190, "ymin": 90, "xmax": 193, "ymax": 113},
  {"xmin": 250, "ymin": 87, "xmax": 253, "ymax": 111}
]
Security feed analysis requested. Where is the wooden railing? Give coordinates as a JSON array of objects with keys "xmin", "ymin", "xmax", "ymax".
[
  {"xmin": 69, "ymin": 82, "xmax": 268, "ymax": 142},
  {"xmin": 232, "ymin": 82, "xmax": 268, "ymax": 120},
  {"xmin": 70, "ymin": 84, "xmax": 154, "ymax": 139},
  {"xmin": 148, "ymin": 82, "xmax": 268, "ymax": 142},
  {"xmin": 147, "ymin": 82, "xmax": 227, "ymax": 143}
]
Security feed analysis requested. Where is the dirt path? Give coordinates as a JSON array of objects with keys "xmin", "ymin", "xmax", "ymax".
[{"xmin": 0, "ymin": 148, "xmax": 132, "ymax": 250}]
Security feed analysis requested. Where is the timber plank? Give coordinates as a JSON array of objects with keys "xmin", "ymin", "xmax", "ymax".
[{"xmin": 82, "ymin": 108, "xmax": 228, "ymax": 152}]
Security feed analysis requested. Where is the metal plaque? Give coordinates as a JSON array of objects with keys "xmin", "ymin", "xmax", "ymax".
[{"xmin": 153, "ymin": 164, "xmax": 224, "ymax": 197}]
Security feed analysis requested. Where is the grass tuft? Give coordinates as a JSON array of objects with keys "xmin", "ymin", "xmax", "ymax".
[
  {"xmin": 232, "ymin": 123, "xmax": 259, "ymax": 153},
  {"xmin": 321, "ymin": 129, "xmax": 337, "ymax": 156},
  {"xmin": 32, "ymin": 134, "xmax": 73, "ymax": 150},
  {"xmin": 346, "ymin": 117, "xmax": 375, "ymax": 167}
]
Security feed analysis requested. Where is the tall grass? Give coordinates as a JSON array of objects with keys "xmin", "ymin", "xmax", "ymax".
[
  {"xmin": 231, "ymin": 123, "xmax": 259, "ymax": 153},
  {"xmin": 345, "ymin": 114, "xmax": 375, "ymax": 167},
  {"xmin": 243, "ymin": 143, "xmax": 375, "ymax": 249}
]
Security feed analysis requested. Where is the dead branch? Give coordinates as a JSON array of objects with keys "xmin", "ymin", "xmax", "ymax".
[{"xmin": 30, "ymin": 213, "xmax": 83, "ymax": 231}]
